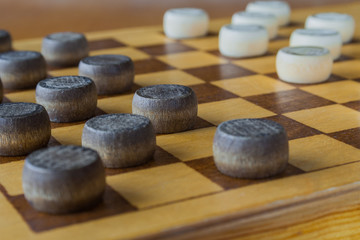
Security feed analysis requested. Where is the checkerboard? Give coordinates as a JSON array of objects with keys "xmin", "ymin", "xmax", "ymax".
[{"xmin": 1, "ymin": 2, "xmax": 360, "ymax": 239}]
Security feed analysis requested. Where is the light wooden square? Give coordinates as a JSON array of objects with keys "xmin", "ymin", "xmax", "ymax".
[
  {"xmin": 97, "ymin": 93, "xmax": 133, "ymax": 114},
  {"xmin": 0, "ymin": 192, "xmax": 32, "ymax": 238},
  {"xmin": 5, "ymin": 89, "xmax": 36, "ymax": 103},
  {"xmin": 342, "ymin": 44, "xmax": 360, "ymax": 59},
  {"xmin": 0, "ymin": 161, "xmax": 24, "ymax": 195},
  {"xmin": 332, "ymin": 60, "xmax": 360, "ymax": 79},
  {"xmin": 233, "ymin": 55, "xmax": 277, "ymax": 74},
  {"xmin": 157, "ymin": 51, "xmax": 226, "ymax": 69},
  {"xmin": 135, "ymin": 69, "xmax": 204, "ymax": 87},
  {"xmin": 107, "ymin": 162, "xmax": 223, "ymax": 209},
  {"xmin": 49, "ymin": 67, "xmax": 78, "ymax": 77},
  {"xmin": 211, "ymin": 74, "xmax": 294, "ymax": 97},
  {"xmin": 284, "ymin": 104, "xmax": 360, "ymax": 133},
  {"xmin": 289, "ymin": 134, "xmax": 360, "ymax": 171},
  {"xmin": 198, "ymin": 98, "xmax": 275, "ymax": 125},
  {"xmin": 90, "ymin": 47, "xmax": 150, "ymax": 61},
  {"xmin": 113, "ymin": 32, "xmax": 174, "ymax": 47},
  {"xmin": 13, "ymin": 38, "xmax": 42, "ymax": 52},
  {"xmin": 51, "ymin": 124, "xmax": 85, "ymax": 146},
  {"xmin": 301, "ymin": 80, "xmax": 360, "ymax": 103},
  {"xmin": 182, "ymin": 36, "xmax": 218, "ymax": 51},
  {"xmin": 157, "ymin": 127, "xmax": 216, "ymax": 161}
]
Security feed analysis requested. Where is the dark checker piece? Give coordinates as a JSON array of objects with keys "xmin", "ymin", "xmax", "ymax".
[
  {"xmin": 0, "ymin": 102, "xmax": 50, "ymax": 156},
  {"xmin": 0, "ymin": 51, "xmax": 47, "ymax": 89},
  {"xmin": 82, "ymin": 113, "xmax": 156, "ymax": 168},
  {"xmin": 79, "ymin": 54, "xmax": 134, "ymax": 95},
  {"xmin": 132, "ymin": 84, "xmax": 198, "ymax": 134},
  {"xmin": 213, "ymin": 118, "xmax": 289, "ymax": 179},
  {"xmin": 42, "ymin": 32, "xmax": 89, "ymax": 67},
  {"xmin": 36, "ymin": 76, "xmax": 97, "ymax": 123},
  {"xmin": 0, "ymin": 30, "xmax": 12, "ymax": 53},
  {"xmin": 22, "ymin": 145, "xmax": 105, "ymax": 214}
]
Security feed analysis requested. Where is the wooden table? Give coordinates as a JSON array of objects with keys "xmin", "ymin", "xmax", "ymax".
[{"xmin": 1, "ymin": 1, "xmax": 360, "ymax": 239}]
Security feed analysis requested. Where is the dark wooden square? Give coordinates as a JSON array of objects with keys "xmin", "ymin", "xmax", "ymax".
[
  {"xmin": 190, "ymin": 83, "xmax": 239, "ymax": 104},
  {"xmin": 208, "ymin": 50, "xmax": 275, "ymax": 61},
  {"xmin": 88, "ymin": 38, "xmax": 125, "ymax": 51},
  {"xmin": 138, "ymin": 43, "xmax": 196, "ymax": 56},
  {"xmin": 8, "ymin": 185, "xmax": 136, "ymax": 232},
  {"xmin": 244, "ymin": 89, "xmax": 336, "ymax": 114},
  {"xmin": 184, "ymin": 63, "xmax": 256, "ymax": 82},
  {"xmin": 134, "ymin": 59, "xmax": 174, "ymax": 75},
  {"xmin": 266, "ymin": 72, "xmax": 347, "ymax": 87},
  {"xmin": 343, "ymin": 100, "xmax": 360, "ymax": 111},
  {"xmin": 264, "ymin": 115, "xmax": 322, "ymax": 140},
  {"xmin": 328, "ymin": 128, "xmax": 360, "ymax": 149},
  {"xmin": 0, "ymin": 137, "xmax": 60, "ymax": 165},
  {"xmin": 105, "ymin": 146, "xmax": 180, "ymax": 176},
  {"xmin": 186, "ymin": 156, "xmax": 304, "ymax": 190},
  {"xmin": 335, "ymin": 55, "xmax": 354, "ymax": 62}
]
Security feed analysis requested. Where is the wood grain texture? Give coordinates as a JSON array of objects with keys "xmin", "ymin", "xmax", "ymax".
[{"xmin": 0, "ymin": 1, "xmax": 359, "ymax": 239}]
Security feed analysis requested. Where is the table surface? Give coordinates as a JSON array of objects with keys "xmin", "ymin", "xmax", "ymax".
[
  {"xmin": 0, "ymin": 0, "xmax": 358, "ymax": 40},
  {"xmin": 1, "ymin": 1, "xmax": 360, "ymax": 239}
]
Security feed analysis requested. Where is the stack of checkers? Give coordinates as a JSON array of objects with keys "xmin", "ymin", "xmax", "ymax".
[{"xmin": 0, "ymin": 1, "xmax": 358, "ymax": 229}]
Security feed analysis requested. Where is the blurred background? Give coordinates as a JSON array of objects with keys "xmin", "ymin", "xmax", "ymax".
[{"xmin": 0, "ymin": 0, "xmax": 356, "ymax": 40}]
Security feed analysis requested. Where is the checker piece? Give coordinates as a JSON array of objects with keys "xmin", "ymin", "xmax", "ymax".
[
  {"xmin": 82, "ymin": 113, "xmax": 156, "ymax": 168},
  {"xmin": 79, "ymin": 54, "xmax": 134, "ymax": 95},
  {"xmin": 23, "ymin": 145, "xmax": 105, "ymax": 214},
  {"xmin": 36, "ymin": 76, "xmax": 97, "ymax": 123},
  {"xmin": 132, "ymin": 84, "xmax": 198, "ymax": 134},
  {"xmin": 0, "ymin": 29, "xmax": 11, "ymax": 53},
  {"xmin": 213, "ymin": 119, "xmax": 289, "ymax": 179},
  {"xmin": 0, "ymin": 102, "xmax": 50, "ymax": 156},
  {"xmin": 42, "ymin": 32, "xmax": 89, "ymax": 67},
  {"xmin": 0, "ymin": 50, "xmax": 47, "ymax": 89}
]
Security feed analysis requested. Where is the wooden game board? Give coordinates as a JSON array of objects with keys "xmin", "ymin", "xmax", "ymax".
[{"xmin": 1, "ymin": 2, "xmax": 360, "ymax": 239}]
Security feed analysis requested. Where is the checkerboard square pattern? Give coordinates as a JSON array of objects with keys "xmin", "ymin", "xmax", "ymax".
[
  {"xmin": 157, "ymin": 51, "xmax": 226, "ymax": 69},
  {"xmin": 232, "ymin": 55, "xmax": 277, "ymax": 74},
  {"xmin": 289, "ymin": 134, "xmax": 360, "ymax": 171},
  {"xmin": 138, "ymin": 43, "xmax": 196, "ymax": 56},
  {"xmin": 244, "ymin": 89, "xmax": 336, "ymax": 114},
  {"xmin": 182, "ymin": 36, "xmax": 219, "ymax": 51},
  {"xmin": 2, "ymin": 12, "xmax": 360, "ymax": 238},
  {"xmin": 90, "ymin": 47, "xmax": 150, "ymax": 61},
  {"xmin": 134, "ymin": 69, "xmax": 204, "ymax": 87},
  {"xmin": 301, "ymin": 80, "xmax": 360, "ymax": 104},
  {"xmin": 106, "ymin": 163, "xmax": 223, "ymax": 209},
  {"xmin": 284, "ymin": 104, "xmax": 360, "ymax": 133},
  {"xmin": 113, "ymin": 31, "xmax": 174, "ymax": 47},
  {"xmin": 211, "ymin": 74, "xmax": 294, "ymax": 97},
  {"xmin": 185, "ymin": 156, "xmax": 304, "ymax": 190},
  {"xmin": 157, "ymin": 127, "xmax": 216, "ymax": 161},
  {"xmin": 198, "ymin": 98, "xmax": 275, "ymax": 126},
  {"xmin": 184, "ymin": 64, "xmax": 256, "ymax": 82},
  {"xmin": 190, "ymin": 83, "xmax": 239, "ymax": 104}
]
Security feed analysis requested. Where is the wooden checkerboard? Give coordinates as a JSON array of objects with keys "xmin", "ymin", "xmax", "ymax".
[{"xmin": 1, "ymin": 2, "xmax": 360, "ymax": 239}]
